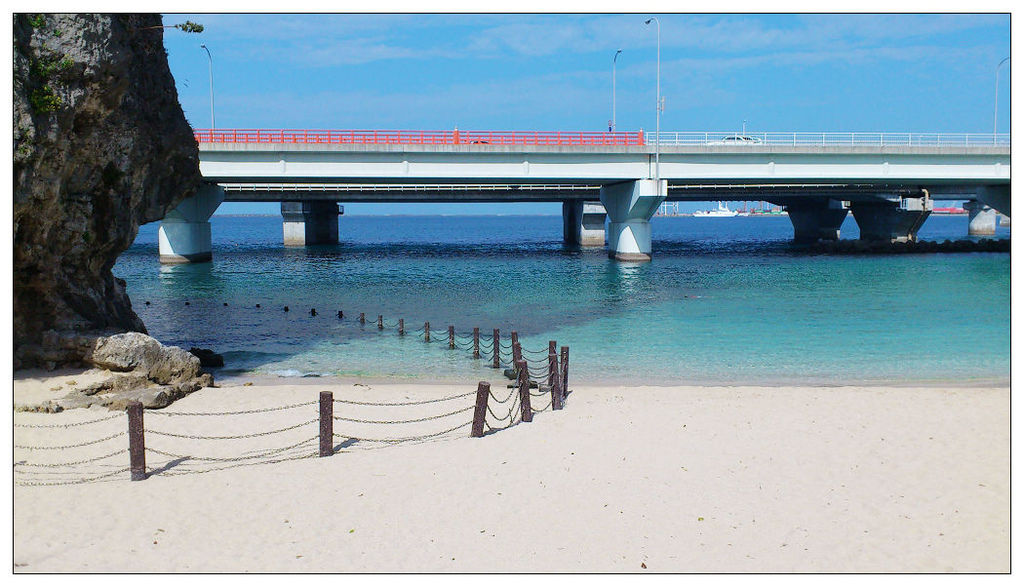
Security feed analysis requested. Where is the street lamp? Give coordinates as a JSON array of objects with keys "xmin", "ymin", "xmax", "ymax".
[
  {"xmin": 994, "ymin": 56, "xmax": 1009, "ymax": 140},
  {"xmin": 200, "ymin": 44, "xmax": 215, "ymax": 129},
  {"xmin": 612, "ymin": 49, "xmax": 622, "ymax": 132},
  {"xmin": 644, "ymin": 17, "xmax": 661, "ymax": 184}
]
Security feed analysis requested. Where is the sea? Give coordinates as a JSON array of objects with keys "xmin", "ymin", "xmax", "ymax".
[{"xmin": 113, "ymin": 214, "xmax": 1011, "ymax": 386}]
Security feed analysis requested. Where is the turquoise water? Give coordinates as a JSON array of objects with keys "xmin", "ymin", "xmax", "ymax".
[{"xmin": 113, "ymin": 214, "xmax": 1010, "ymax": 385}]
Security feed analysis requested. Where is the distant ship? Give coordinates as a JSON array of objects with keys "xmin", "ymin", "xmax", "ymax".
[{"xmin": 692, "ymin": 202, "xmax": 739, "ymax": 217}]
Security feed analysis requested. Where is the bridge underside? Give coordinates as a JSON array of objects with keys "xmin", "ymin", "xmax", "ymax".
[
  {"xmin": 218, "ymin": 182, "xmax": 1001, "ymax": 205},
  {"xmin": 158, "ymin": 179, "xmax": 1009, "ymax": 264}
]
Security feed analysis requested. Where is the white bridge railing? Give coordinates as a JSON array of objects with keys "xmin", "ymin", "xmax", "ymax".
[{"xmin": 652, "ymin": 132, "xmax": 1010, "ymax": 147}]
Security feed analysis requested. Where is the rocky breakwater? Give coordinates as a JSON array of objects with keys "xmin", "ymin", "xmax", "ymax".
[
  {"xmin": 13, "ymin": 14, "xmax": 210, "ymax": 406},
  {"xmin": 19, "ymin": 333, "xmax": 215, "ymax": 412}
]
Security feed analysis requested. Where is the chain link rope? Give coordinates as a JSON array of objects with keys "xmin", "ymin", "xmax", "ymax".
[
  {"xmin": 333, "ymin": 420, "xmax": 472, "ymax": 443},
  {"xmin": 332, "ymin": 389, "xmax": 474, "ymax": 407},
  {"xmin": 147, "ymin": 400, "xmax": 317, "ymax": 417},
  {"xmin": 146, "ymin": 435, "xmax": 319, "ymax": 462},
  {"xmin": 15, "ymin": 412, "xmax": 123, "ymax": 428},
  {"xmin": 333, "ymin": 405, "xmax": 473, "ymax": 425},
  {"xmin": 15, "ymin": 448, "xmax": 127, "ymax": 468},
  {"xmin": 146, "ymin": 418, "xmax": 318, "ymax": 440},
  {"xmin": 16, "ymin": 467, "xmax": 131, "ymax": 487},
  {"xmin": 15, "ymin": 431, "xmax": 127, "ymax": 451}
]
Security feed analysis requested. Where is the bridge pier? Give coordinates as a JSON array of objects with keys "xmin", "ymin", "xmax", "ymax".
[
  {"xmin": 850, "ymin": 195, "xmax": 932, "ymax": 243},
  {"xmin": 562, "ymin": 201, "xmax": 607, "ymax": 247},
  {"xmin": 599, "ymin": 179, "xmax": 666, "ymax": 261},
  {"xmin": 963, "ymin": 201, "xmax": 998, "ymax": 236},
  {"xmin": 974, "ymin": 185, "xmax": 1010, "ymax": 217},
  {"xmin": 281, "ymin": 201, "xmax": 340, "ymax": 246},
  {"xmin": 784, "ymin": 198, "xmax": 849, "ymax": 243},
  {"xmin": 158, "ymin": 183, "xmax": 225, "ymax": 263}
]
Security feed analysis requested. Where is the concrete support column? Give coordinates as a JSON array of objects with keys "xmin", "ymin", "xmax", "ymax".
[
  {"xmin": 784, "ymin": 198, "xmax": 849, "ymax": 243},
  {"xmin": 850, "ymin": 196, "xmax": 932, "ymax": 243},
  {"xmin": 975, "ymin": 185, "xmax": 1010, "ymax": 217},
  {"xmin": 158, "ymin": 183, "xmax": 225, "ymax": 263},
  {"xmin": 964, "ymin": 201, "xmax": 997, "ymax": 236},
  {"xmin": 599, "ymin": 179, "xmax": 666, "ymax": 261},
  {"xmin": 282, "ymin": 201, "xmax": 340, "ymax": 246},
  {"xmin": 562, "ymin": 201, "xmax": 607, "ymax": 247}
]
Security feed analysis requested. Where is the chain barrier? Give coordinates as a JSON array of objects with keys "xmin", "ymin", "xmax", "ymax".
[
  {"xmin": 334, "ymin": 420, "xmax": 472, "ymax": 444},
  {"xmin": 486, "ymin": 399, "xmax": 517, "ymax": 423},
  {"xmin": 530, "ymin": 398, "xmax": 552, "ymax": 412},
  {"xmin": 147, "ymin": 401, "xmax": 317, "ymax": 417},
  {"xmin": 146, "ymin": 435, "xmax": 319, "ymax": 463},
  {"xmin": 15, "ymin": 430, "xmax": 127, "ymax": 450},
  {"xmin": 157, "ymin": 452, "xmax": 318, "ymax": 477},
  {"xmin": 16, "ymin": 467, "xmax": 132, "ymax": 487},
  {"xmin": 15, "ymin": 412, "xmax": 123, "ymax": 428},
  {"xmin": 146, "ymin": 418, "xmax": 318, "ymax": 440},
  {"xmin": 488, "ymin": 386, "xmax": 517, "ymax": 404},
  {"xmin": 332, "ymin": 389, "xmax": 475, "ymax": 407},
  {"xmin": 15, "ymin": 448, "xmax": 127, "ymax": 468},
  {"xmin": 333, "ymin": 405, "xmax": 474, "ymax": 425}
]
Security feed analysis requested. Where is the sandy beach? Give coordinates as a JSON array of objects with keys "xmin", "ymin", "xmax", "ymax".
[{"xmin": 13, "ymin": 375, "xmax": 1009, "ymax": 573}]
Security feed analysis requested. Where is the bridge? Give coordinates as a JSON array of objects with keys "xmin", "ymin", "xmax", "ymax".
[{"xmin": 158, "ymin": 129, "xmax": 1010, "ymax": 262}]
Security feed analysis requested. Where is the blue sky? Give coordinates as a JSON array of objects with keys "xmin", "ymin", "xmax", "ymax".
[{"xmin": 160, "ymin": 13, "xmax": 1010, "ymax": 215}]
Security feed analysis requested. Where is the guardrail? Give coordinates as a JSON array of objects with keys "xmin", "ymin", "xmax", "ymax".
[
  {"xmin": 194, "ymin": 128, "xmax": 644, "ymax": 146},
  {"xmin": 652, "ymin": 131, "xmax": 1010, "ymax": 147},
  {"xmin": 194, "ymin": 129, "xmax": 1008, "ymax": 147}
]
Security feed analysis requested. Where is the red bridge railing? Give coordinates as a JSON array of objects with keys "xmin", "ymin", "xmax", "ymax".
[{"xmin": 193, "ymin": 128, "xmax": 645, "ymax": 146}]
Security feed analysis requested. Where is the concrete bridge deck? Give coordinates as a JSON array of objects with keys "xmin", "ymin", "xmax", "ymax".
[{"xmin": 156, "ymin": 129, "xmax": 1011, "ymax": 263}]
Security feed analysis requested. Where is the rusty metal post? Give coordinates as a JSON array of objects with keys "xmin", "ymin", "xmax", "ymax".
[
  {"xmin": 399, "ymin": 318, "xmax": 404, "ymax": 336},
  {"xmin": 319, "ymin": 391, "xmax": 333, "ymax": 457},
  {"xmin": 492, "ymin": 329, "xmax": 500, "ymax": 368},
  {"xmin": 359, "ymin": 312, "xmax": 365, "ymax": 325},
  {"xmin": 561, "ymin": 346, "xmax": 569, "ymax": 403},
  {"xmin": 510, "ymin": 330, "xmax": 519, "ymax": 350},
  {"xmin": 473, "ymin": 327, "xmax": 480, "ymax": 359},
  {"xmin": 549, "ymin": 340, "xmax": 557, "ymax": 356},
  {"xmin": 448, "ymin": 325, "xmax": 455, "ymax": 349},
  {"xmin": 549, "ymin": 352, "xmax": 563, "ymax": 410},
  {"xmin": 377, "ymin": 315, "xmax": 383, "ymax": 329},
  {"xmin": 127, "ymin": 401, "xmax": 146, "ymax": 481},
  {"xmin": 516, "ymin": 360, "xmax": 533, "ymax": 422},
  {"xmin": 471, "ymin": 382, "xmax": 489, "ymax": 438},
  {"xmin": 424, "ymin": 322, "xmax": 430, "ymax": 342}
]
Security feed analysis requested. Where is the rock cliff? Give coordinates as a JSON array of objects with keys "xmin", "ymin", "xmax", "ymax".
[{"xmin": 13, "ymin": 13, "xmax": 202, "ymax": 368}]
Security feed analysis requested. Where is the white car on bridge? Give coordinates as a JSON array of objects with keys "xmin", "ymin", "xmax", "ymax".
[{"xmin": 709, "ymin": 135, "xmax": 763, "ymax": 145}]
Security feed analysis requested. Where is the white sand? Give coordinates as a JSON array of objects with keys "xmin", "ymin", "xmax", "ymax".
[
  {"xmin": 12, "ymin": 378, "xmax": 1009, "ymax": 572},
  {"xmin": 13, "ymin": 367, "xmax": 113, "ymax": 410}
]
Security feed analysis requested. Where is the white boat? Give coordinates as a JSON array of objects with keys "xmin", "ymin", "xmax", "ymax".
[{"xmin": 692, "ymin": 202, "xmax": 739, "ymax": 217}]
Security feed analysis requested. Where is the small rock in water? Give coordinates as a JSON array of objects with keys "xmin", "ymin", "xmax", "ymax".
[
  {"xmin": 223, "ymin": 302, "xmax": 228, "ymax": 306},
  {"xmin": 256, "ymin": 303, "xmax": 261, "ymax": 308},
  {"xmin": 184, "ymin": 301, "xmax": 190, "ymax": 306},
  {"xmin": 145, "ymin": 301, "xmax": 151, "ymax": 305}
]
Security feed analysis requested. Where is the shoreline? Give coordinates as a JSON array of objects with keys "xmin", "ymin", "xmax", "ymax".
[
  {"xmin": 13, "ymin": 367, "xmax": 1010, "ymax": 413},
  {"xmin": 14, "ymin": 379, "xmax": 1009, "ymax": 572}
]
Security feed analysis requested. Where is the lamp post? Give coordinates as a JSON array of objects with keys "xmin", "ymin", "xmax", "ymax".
[
  {"xmin": 200, "ymin": 44, "xmax": 215, "ymax": 129},
  {"xmin": 612, "ymin": 49, "xmax": 622, "ymax": 132},
  {"xmin": 994, "ymin": 56, "xmax": 1009, "ymax": 141},
  {"xmin": 644, "ymin": 17, "xmax": 661, "ymax": 185}
]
